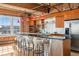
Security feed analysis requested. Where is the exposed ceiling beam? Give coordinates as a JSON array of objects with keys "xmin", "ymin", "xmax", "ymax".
[
  {"xmin": 45, "ymin": 3, "xmax": 63, "ymax": 13},
  {"xmin": 32, "ymin": 3, "xmax": 63, "ymax": 13},
  {"xmin": 68, "ymin": 3, "xmax": 72, "ymax": 10},
  {"xmin": 6, "ymin": 3, "xmax": 40, "ymax": 9},
  {"xmin": 47, "ymin": 8, "xmax": 79, "ymax": 17},
  {"xmin": 0, "ymin": 8, "xmax": 23, "ymax": 17},
  {"xmin": 32, "ymin": 4, "xmax": 44, "ymax": 10},
  {"xmin": 0, "ymin": 3, "xmax": 43, "ymax": 16},
  {"xmin": 52, "ymin": 6, "xmax": 61, "ymax": 12}
]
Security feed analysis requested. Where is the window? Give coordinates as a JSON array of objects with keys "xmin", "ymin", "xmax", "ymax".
[
  {"xmin": 13, "ymin": 17, "xmax": 21, "ymax": 34},
  {"xmin": 0, "ymin": 15, "xmax": 20, "ymax": 35},
  {"xmin": 41, "ymin": 17, "xmax": 56, "ymax": 34}
]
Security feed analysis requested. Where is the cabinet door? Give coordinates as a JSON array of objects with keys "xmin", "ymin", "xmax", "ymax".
[{"xmin": 56, "ymin": 16, "xmax": 64, "ymax": 28}]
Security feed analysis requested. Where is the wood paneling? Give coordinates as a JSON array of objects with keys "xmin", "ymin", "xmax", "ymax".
[
  {"xmin": 0, "ymin": 8, "xmax": 23, "ymax": 17},
  {"xmin": 0, "ymin": 36, "xmax": 16, "ymax": 41},
  {"xmin": 48, "ymin": 8, "xmax": 79, "ymax": 20},
  {"xmin": 63, "ymin": 39, "xmax": 71, "ymax": 56}
]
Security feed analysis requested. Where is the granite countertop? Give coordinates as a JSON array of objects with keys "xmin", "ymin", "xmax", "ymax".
[
  {"xmin": 18, "ymin": 33, "xmax": 65, "ymax": 40},
  {"xmin": 47, "ymin": 36, "xmax": 65, "ymax": 39},
  {"xmin": 0, "ymin": 33, "xmax": 66, "ymax": 40}
]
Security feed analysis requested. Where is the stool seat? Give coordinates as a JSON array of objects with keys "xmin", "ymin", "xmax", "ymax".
[{"xmin": 34, "ymin": 50, "xmax": 44, "ymax": 54}]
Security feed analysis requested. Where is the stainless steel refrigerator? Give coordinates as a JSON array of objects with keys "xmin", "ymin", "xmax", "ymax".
[{"xmin": 65, "ymin": 20, "xmax": 79, "ymax": 51}]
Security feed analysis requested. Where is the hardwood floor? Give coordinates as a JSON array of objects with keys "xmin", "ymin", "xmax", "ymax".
[{"xmin": 71, "ymin": 50, "xmax": 79, "ymax": 56}]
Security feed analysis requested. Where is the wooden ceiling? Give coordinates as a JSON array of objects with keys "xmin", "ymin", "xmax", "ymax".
[
  {"xmin": 6, "ymin": 3, "xmax": 40, "ymax": 9},
  {"xmin": 4, "ymin": 3, "xmax": 79, "ymax": 13},
  {"xmin": 7, "ymin": 3, "xmax": 79, "ymax": 12},
  {"xmin": 0, "ymin": 3, "xmax": 79, "ymax": 17},
  {"xmin": 6, "ymin": 3, "xmax": 61, "ymax": 13}
]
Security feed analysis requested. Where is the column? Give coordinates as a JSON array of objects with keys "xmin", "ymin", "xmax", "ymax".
[
  {"xmin": 20, "ymin": 16, "xmax": 29, "ymax": 33},
  {"xmin": 10, "ymin": 16, "xmax": 14, "ymax": 35}
]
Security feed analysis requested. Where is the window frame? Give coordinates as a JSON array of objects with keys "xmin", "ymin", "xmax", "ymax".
[{"xmin": 0, "ymin": 15, "xmax": 21, "ymax": 36}]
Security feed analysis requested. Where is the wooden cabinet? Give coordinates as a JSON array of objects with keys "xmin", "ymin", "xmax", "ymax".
[{"xmin": 56, "ymin": 16, "xmax": 64, "ymax": 28}]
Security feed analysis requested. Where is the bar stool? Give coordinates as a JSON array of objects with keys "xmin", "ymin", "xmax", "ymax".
[
  {"xmin": 25, "ymin": 36, "xmax": 34, "ymax": 56},
  {"xmin": 33, "ymin": 37, "xmax": 44, "ymax": 56}
]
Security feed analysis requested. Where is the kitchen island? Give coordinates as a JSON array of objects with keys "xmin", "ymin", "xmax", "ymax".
[{"xmin": 17, "ymin": 33, "xmax": 71, "ymax": 56}]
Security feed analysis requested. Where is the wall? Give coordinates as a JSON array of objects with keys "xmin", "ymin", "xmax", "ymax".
[
  {"xmin": 20, "ymin": 8, "xmax": 79, "ymax": 32},
  {"xmin": 48, "ymin": 8, "xmax": 79, "ymax": 20}
]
